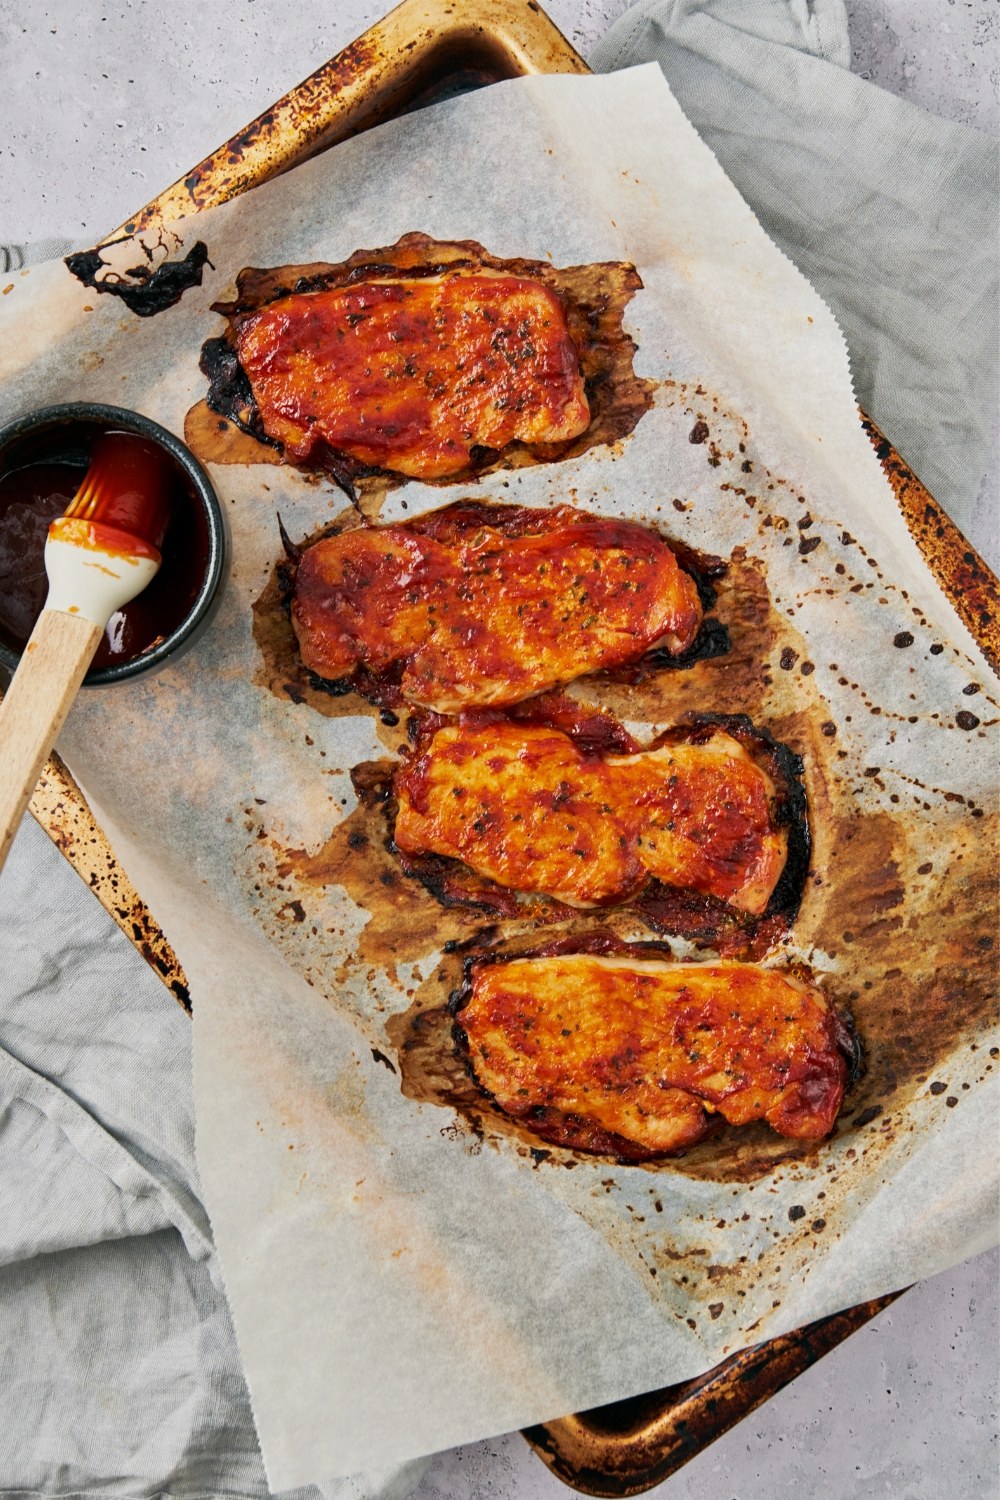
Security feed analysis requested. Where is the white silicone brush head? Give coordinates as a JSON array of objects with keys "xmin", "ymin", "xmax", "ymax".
[{"xmin": 44, "ymin": 520, "xmax": 161, "ymax": 629}]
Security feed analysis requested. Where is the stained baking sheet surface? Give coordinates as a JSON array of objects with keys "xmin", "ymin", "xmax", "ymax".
[{"xmin": 0, "ymin": 65, "xmax": 995, "ymax": 1490}]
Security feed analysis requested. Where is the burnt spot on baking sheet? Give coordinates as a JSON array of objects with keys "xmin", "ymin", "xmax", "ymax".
[
  {"xmin": 861, "ymin": 414, "xmax": 998, "ymax": 678},
  {"xmin": 186, "ymin": 232, "xmax": 655, "ymax": 490},
  {"xmin": 119, "ymin": 34, "xmax": 384, "ymax": 244},
  {"xmin": 386, "ymin": 996, "xmax": 499, "ymax": 1146},
  {"xmin": 65, "ymin": 241, "xmax": 212, "ymax": 318},
  {"xmin": 30, "ymin": 751, "xmax": 192, "ymax": 1012},
  {"xmin": 637, "ymin": 616, "xmax": 731, "ymax": 673},
  {"xmin": 191, "ymin": 335, "xmax": 377, "ymax": 499}
]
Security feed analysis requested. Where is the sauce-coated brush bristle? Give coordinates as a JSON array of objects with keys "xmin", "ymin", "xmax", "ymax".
[
  {"xmin": 0, "ymin": 428, "xmax": 181, "ymax": 878},
  {"xmin": 64, "ymin": 431, "xmax": 172, "ymax": 550}
]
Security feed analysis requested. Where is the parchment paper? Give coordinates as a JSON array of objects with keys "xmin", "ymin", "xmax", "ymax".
[{"xmin": 0, "ymin": 66, "xmax": 996, "ymax": 1490}]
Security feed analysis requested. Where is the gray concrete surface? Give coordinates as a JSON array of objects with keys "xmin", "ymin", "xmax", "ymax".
[
  {"xmin": 0, "ymin": 2, "xmax": 997, "ymax": 1495},
  {"xmin": 845, "ymin": 0, "xmax": 998, "ymax": 130},
  {"xmin": 0, "ymin": 0, "xmax": 629, "ymax": 248},
  {"xmin": 0, "ymin": 2, "xmax": 996, "ymax": 244},
  {"xmin": 412, "ymin": 1251, "xmax": 1000, "ymax": 1500}
]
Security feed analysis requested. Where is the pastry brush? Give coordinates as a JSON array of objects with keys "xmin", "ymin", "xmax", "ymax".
[{"xmin": 0, "ymin": 431, "xmax": 171, "ymax": 873}]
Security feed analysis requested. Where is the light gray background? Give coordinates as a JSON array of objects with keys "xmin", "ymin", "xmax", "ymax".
[{"xmin": 0, "ymin": 2, "xmax": 997, "ymax": 1497}]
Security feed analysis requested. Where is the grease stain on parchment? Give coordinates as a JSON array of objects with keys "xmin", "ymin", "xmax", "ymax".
[
  {"xmin": 185, "ymin": 400, "xmax": 286, "ymax": 467},
  {"xmin": 240, "ymin": 414, "xmax": 997, "ymax": 1186},
  {"xmin": 275, "ymin": 785, "xmax": 483, "ymax": 969}
]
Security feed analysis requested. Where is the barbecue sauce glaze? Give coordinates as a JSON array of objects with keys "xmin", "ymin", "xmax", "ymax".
[{"xmin": 0, "ymin": 449, "xmax": 208, "ymax": 671}]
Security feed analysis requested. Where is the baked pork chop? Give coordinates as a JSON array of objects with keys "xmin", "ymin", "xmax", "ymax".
[
  {"xmin": 234, "ymin": 272, "xmax": 591, "ymax": 479},
  {"xmin": 292, "ymin": 504, "xmax": 703, "ymax": 711},
  {"xmin": 458, "ymin": 954, "xmax": 854, "ymax": 1155},
  {"xmin": 394, "ymin": 716, "xmax": 787, "ymax": 914}
]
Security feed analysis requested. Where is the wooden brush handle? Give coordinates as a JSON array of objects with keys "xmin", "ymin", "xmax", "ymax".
[{"xmin": 0, "ymin": 609, "xmax": 103, "ymax": 875}]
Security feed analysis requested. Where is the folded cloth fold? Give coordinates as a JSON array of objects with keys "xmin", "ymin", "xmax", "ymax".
[
  {"xmin": 0, "ymin": 813, "xmax": 430, "ymax": 1500},
  {"xmin": 590, "ymin": 0, "xmax": 999, "ymax": 534},
  {"xmin": 0, "ymin": 238, "xmax": 75, "ymax": 273}
]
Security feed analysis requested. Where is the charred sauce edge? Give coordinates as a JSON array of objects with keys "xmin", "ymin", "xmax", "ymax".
[
  {"xmin": 66, "ymin": 241, "xmax": 213, "ymax": 318},
  {"xmin": 349, "ymin": 693, "xmax": 810, "ymax": 956},
  {"xmin": 442, "ymin": 931, "xmax": 862, "ymax": 1165},
  {"xmin": 275, "ymin": 500, "xmax": 731, "ymax": 710},
  {"xmin": 199, "ymin": 233, "xmax": 653, "ymax": 498}
]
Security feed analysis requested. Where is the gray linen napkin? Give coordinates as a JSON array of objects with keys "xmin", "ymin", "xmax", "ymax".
[
  {"xmin": 590, "ymin": 0, "xmax": 1000, "ymax": 537},
  {"xmin": 0, "ymin": 813, "xmax": 430, "ymax": 1500},
  {"xmin": 0, "ymin": 239, "xmax": 75, "ymax": 273}
]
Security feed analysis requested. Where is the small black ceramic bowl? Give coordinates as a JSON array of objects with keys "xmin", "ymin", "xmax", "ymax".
[{"xmin": 0, "ymin": 403, "xmax": 229, "ymax": 686}]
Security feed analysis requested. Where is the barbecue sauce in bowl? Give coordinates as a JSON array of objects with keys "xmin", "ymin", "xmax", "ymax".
[{"xmin": 0, "ymin": 430, "xmax": 209, "ymax": 675}]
